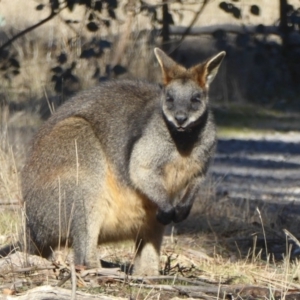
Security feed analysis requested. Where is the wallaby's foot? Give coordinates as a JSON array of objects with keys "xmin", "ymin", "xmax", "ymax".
[
  {"xmin": 134, "ymin": 243, "xmax": 161, "ymax": 276},
  {"xmin": 134, "ymin": 222, "xmax": 164, "ymax": 276},
  {"xmin": 0, "ymin": 243, "xmax": 20, "ymax": 257},
  {"xmin": 133, "ymin": 266, "xmax": 159, "ymax": 276},
  {"xmin": 74, "ymin": 253, "xmax": 101, "ymax": 269},
  {"xmin": 73, "ymin": 230, "xmax": 101, "ymax": 269},
  {"xmin": 156, "ymin": 202, "xmax": 192, "ymax": 224}
]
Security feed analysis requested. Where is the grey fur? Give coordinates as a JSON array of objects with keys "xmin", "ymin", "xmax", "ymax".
[{"xmin": 1, "ymin": 48, "xmax": 225, "ymax": 275}]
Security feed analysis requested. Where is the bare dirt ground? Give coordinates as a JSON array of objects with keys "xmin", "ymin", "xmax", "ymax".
[
  {"xmin": 213, "ymin": 130, "xmax": 300, "ymax": 225},
  {"xmin": 170, "ymin": 124, "xmax": 300, "ymax": 271},
  {"xmin": 212, "ymin": 132, "xmax": 300, "ymax": 203}
]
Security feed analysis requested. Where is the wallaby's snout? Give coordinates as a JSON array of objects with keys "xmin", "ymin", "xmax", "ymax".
[
  {"xmin": 162, "ymin": 81, "xmax": 207, "ymax": 131},
  {"xmin": 175, "ymin": 112, "xmax": 187, "ymax": 126}
]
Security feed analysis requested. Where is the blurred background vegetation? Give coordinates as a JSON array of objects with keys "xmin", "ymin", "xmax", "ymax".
[{"xmin": 1, "ymin": 0, "xmax": 300, "ymax": 114}]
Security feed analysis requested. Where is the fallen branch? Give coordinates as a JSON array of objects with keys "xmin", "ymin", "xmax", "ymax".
[
  {"xmin": 9, "ymin": 266, "xmax": 56, "ymax": 273},
  {"xmin": 129, "ymin": 283, "xmax": 222, "ymax": 294},
  {"xmin": 80, "ymin": 267, "xmax": 121, "ymax": 278},
  {"xmin": 95, "ymin": 274, "xmax": 219, "ymax": 286},
  {"xmin": 0, "ymin": 285, "xmax": 126, "ymax": 300}
]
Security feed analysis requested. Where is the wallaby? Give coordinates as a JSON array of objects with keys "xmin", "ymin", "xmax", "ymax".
[{"xmin": 2, "ymin": 48, "xmax": 225, "ymax": 275}]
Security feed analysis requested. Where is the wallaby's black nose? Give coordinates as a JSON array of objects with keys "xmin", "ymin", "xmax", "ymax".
[{"xmin": 175, "ymin": 113, "xmax": 187, "ymax": 125}]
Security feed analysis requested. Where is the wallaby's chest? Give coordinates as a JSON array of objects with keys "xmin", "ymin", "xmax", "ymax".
[
  {"xmin": 162, "ymin": 153, "xmax": 202, "ymax": 197},
  {"xmin": 131, "ymin": 129, "xmax": 202, "ymax": 196}
]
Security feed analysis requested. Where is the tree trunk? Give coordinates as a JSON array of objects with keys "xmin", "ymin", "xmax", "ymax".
[
  {"xmin": 279, "ymin": 0, "xmax": 289, "ymax": 51},
  {"xmin": 162, "ymin": 0, "xmax": 170, "ymax": 43}
]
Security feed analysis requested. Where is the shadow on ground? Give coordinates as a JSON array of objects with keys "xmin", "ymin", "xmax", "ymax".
[{"xmin": 175, "ymin": 136, "xmax": 300, "ymax": 260}]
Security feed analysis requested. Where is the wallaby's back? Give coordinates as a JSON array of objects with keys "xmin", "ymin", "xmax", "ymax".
[{"xmin": 23, "ymin": 80, "xmax": 161, "ymax": 187}]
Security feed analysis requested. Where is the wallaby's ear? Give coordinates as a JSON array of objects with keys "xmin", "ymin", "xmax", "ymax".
[
  {"xmin": 192, "ymin": 51, "xmax": 226, "ymax": 87},
  {"xmin": 205, "ymin": 51, "xmax": 226, "ymax": 85},
  {"xmin": 154, "ymin": 48, "xmax": 186, "ymax": 85}
]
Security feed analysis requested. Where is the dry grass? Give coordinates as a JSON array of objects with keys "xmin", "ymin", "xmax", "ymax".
[
  {"xmin": 1, "ymin": 229, "xmax": 300, "ymax": 299},
  {"xmin": 0, "ymin": 108, "xmax": 16, "ymax": 195}
]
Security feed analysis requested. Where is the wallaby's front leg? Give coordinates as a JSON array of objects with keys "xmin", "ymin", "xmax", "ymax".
[
  {"xmin": 173, "ymin": 176, "xmax": 204, "ymax": 223},
  {"xmin": 129, "ymin": 166, "xmax": 175, "ymax": 225}
]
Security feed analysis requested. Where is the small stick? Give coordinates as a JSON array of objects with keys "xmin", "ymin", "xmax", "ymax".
[
  {"xmin": 70, "ymin": 262, "xmax": 77, "ymax": 300},
  {"xmin": 283, "ymin": 228, "xmax": 300, "ymax": 248}
]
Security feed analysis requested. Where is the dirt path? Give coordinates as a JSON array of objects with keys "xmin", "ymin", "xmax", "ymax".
[
  {"xmin": 197, "ymin": 131, "xmax": 300, "ymax": 253},
  {"xmin": 174, "ymin": 131, "xmax": 300, "ymax": 258},
  {"xmin": 211, "ymin": 132, "xmax": 300, "ymax": 203}
]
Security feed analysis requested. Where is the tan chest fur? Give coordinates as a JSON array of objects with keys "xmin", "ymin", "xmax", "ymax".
[
  {"xmin": 163, "ymin": 154, "xmax": 202, "ymax": 197},
  {"xmin": 99, "ymin": 164, "xmax": 156, "ymax": 242}
]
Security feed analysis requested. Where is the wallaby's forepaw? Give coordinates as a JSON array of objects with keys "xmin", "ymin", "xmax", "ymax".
[
  {"xmin": 156, "ymin": 207, "xmax": 175, "ymax": 225},
  {"xmin": 173, "ymin": 203, "xmax": 192, "ymax": 223},
  {"xmin": 156, "ymin": 203, "xmax": 192, "ymax": 224}
]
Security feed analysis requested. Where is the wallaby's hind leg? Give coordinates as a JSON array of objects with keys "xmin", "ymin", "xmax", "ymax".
[
  {"xmin": 70, "ymin": 191, "xmax": 103, "ymax": 268},
  {"xmin": 72, "ymin": 216, "xmax": 102, "ymax": 268},
  {"xmin": 72, "ymin": 232, "xmax": 101, "ymax": 268},
  {"xmin": 133, "ymin": 221, "xmax": 165, "ymax": 275}
]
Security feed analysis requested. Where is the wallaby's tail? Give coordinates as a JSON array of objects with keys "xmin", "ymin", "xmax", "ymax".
[{"xmin": 0, "ymin": 242, "xmax": 21, "ymax": 257}]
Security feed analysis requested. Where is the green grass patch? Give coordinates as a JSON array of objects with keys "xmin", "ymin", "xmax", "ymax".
[{"xmin": 213, "ymin": 103, "xmax": 300, "ymax": 133}]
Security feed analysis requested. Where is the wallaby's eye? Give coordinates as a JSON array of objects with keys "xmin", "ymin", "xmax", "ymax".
[
  {"xmin": 166, "ymin": 94, "xmax": 174, "ymax": 103},
  {"xmin": 191, "ymin": 94, "xmax": 201, "ymax": 103}
]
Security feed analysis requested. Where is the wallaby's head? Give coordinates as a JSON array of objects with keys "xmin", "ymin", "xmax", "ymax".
[{"xmin": 154, "ymin": 48, "xmax": 225, "ymax": 132}]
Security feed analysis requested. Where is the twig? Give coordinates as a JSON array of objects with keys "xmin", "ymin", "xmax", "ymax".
[
  {"xmin": 80, "ymin": 267, "xmax": 121, "ymax": 278},
  {"xmin": 256, "ymin": 207, "xmax": 268, "ymax": 257},
  {"xmin": 283, "ymin": 228, "xmax": 300, "ymax": 248},
  {"xmin": 129, "ymin": 283, "xmax": 176, "ymax": 292},
  {"xmin": 54, "ymin": 262, "xmax": 86, "ymax": 289},
  {"xmin": 0, "ymin": 6, "xmax": 67, "ymax": 51},
  {"xmin": 12, "ymin": 266, "xmax": 56, "ymax": 273},
  {"xmin": 43, "ymin": 86, "xmax": 54, "ymax": 115},
  {"xmin": 109, "ymin": 0, "xmax": 136, "ymax": 74},
  {"xmin": 0, "ymin": 202, "xmax": 19, "ymax": 206},
  {"xmin": 178, "ymin": 0, "xmax": 209, "ymax": 41},
  {"xmin": 250, "ymin": 271, "xmax": 300, "ymax": 290},
  {"xmin": 169, "ymin": 0, "xmax": 209, "ymax": 54},
  {"xmin": 56, "ymin": 274, "xmax": 71, "ymax": 287},
  {"xmin": 70, "ymin": 263, "xmax": 76, "ymax": 300}
]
